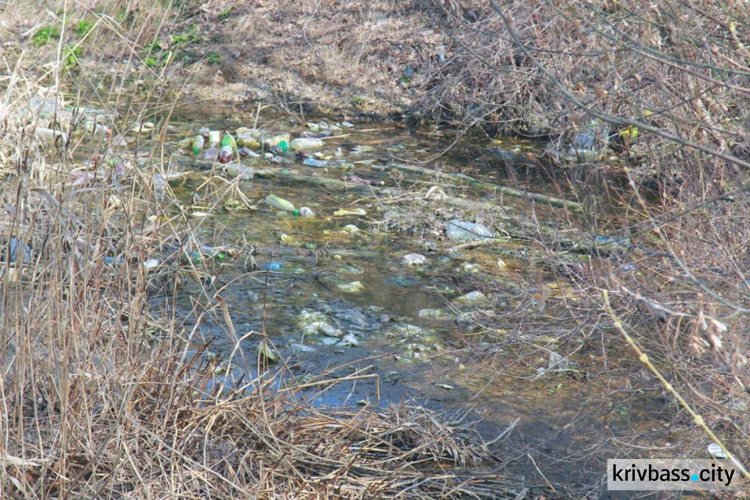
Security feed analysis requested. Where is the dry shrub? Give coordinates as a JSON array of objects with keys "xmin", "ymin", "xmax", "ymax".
[
  {"xmin": 415, "ymin": 0, "xmax": 749, "ymax": 191},
  {"xmin": 602, "ymin": 190, "xmax": 750, "ymax": 457},
  {"xmin": 412, "ymin": 0, "xmax": 750, "ymax": 463}
]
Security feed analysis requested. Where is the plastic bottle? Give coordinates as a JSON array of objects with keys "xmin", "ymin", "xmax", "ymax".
[
  {"xmin": 303, "ymin": 157, "xmax": 327, "ymax": 167},
  {"xmin": 191, "ymin": 135, "xmax": 205, "ymax": 155},
  {"xmin": 207, "ymin": 130, "xmax": 221, "ymax": 147},
  {"xmin": 266, "ymin": 194, "xmax": 299, "ymax": 217},
  {"xmin": 35, "ymin": 127, "xmax": 67, "ymax": 147},
  {"xmin": 218, "ymin": 133, "xmax": 236, "ymax": 164},
  {"xmin": 222, "ymin": 133, "xmax": 237, "ymax": 148},
  {"xmin": 218, "ymin": 145, "xmax": 233, "ymax": 163},
  {"xmin": 446, "ymin": 219, "xmax": 494, "ymax": 240},
  {"xmin": 290, "ymin": 137, "xmax": 324, "ymax": 151}
]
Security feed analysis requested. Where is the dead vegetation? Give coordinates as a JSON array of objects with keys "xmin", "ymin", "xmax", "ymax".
[
  {"xmin": 0, "ymin": 5, "xmax": 511, "ymax": 499},
  {"xmin": 3, "ymin": 0, "xmax": 750, "ymax": 495}
]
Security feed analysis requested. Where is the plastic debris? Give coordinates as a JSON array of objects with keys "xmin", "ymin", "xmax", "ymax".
[
  {"xmin": 303, "ymin": 157, "xmax": 327, "ymax": 167},
  {"xmin": 290, "ymin": 137, "xmax": 324, "ymax": 151},
  {"xmin": 446, "ymin": 219, "xmax": 494, "ymax": 240}
]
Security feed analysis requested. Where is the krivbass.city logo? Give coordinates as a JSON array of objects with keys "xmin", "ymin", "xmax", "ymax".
[{"xmin": 608, "ymin": 459, "xmax": 746, "ymax": 491}]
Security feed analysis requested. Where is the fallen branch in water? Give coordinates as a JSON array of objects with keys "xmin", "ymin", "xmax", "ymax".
[{"xmin": 387, "ymin": 162, "xmax": 583, "ymax": 211}]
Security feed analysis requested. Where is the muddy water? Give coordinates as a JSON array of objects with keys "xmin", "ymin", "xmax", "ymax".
[{"xmin": 143, "ymin": 110, "xmax": 674, "ymax": 494}]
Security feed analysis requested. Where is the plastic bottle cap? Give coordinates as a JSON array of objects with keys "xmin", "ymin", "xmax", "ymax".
[
  {"xmin": 292, "ymin": 209, "xmax": 300, "ymax": 217},
  {"xmin": 278, "ymin": 140, "xmax": 288, "ymax": 151}
]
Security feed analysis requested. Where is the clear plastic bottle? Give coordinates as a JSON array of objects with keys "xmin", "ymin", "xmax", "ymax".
[
  {"xmin": 192, "ymin": 135, "xmax": 205, "ymax": 155},
  {"xmin": 290, "ymin": 137, "xmax": 324, "ymax": 151},
  {"xmin": 207, "ymin": 130, "xmax": 221, "ymax": 147}
]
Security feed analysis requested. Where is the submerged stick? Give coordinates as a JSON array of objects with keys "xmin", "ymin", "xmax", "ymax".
[{"xmin": 387, "ymin": 162, "xmax": 583, "ymax": 211}]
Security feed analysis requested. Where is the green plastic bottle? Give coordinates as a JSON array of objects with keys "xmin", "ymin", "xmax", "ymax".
[
  {"xmin": 221, "ymin": 133, "xmax": 237, "ymax": 149},
  {"xmin": 266, "ymin": 194, "xmax": 299, "ymax": 217}
]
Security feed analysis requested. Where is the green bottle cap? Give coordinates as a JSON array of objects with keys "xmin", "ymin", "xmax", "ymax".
[
  {"xmin": 278, "ymin": 140, "xmax": 288, "ymax": 152},
  {"xmin": 292, "ymin": 209, "xmax": 300, "ymax": 217}
]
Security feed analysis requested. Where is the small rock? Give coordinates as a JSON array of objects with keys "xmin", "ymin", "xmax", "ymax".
[
  {"xmin": 461, "ymin": 262, "xmax": 481, "ymax": 273},
  {"xmin": 418, "ymin": 309, "xmax": 443, "ymax": 320},
  {"xmin": 341, "ymin": 333, "xmax": 360, "ymax": 346},
  {"xmin": 337, "ymin": 281, "xmax": 364, "ymax": 293},
  {"xmin": 402, "ymin": 253, "xmax": 426, "ymax": 267},
  {"xmin": 455, "ymin": 290, "xmax": 487, "ymax": 304},
  {"xmin": 142, "ymin": 258, "xmax": 160, "ymax": 271},
  {"xmin": 302, "ymin": 321, "xmax": 342, "ymax": 338}
]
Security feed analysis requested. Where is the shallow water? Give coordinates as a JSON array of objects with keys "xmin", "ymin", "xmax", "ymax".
[{"xmin": 127, "ymin": 107, "xmax": 677, "ymax": 495}]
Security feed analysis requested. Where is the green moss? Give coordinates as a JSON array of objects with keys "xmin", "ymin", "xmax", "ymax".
[
  {"xmin": 206, "ymin": 51, "xmax": 221, "ymax": 65},
  {"xmin": 74, "ymin": 19, "xmax": 95, "ymax": 37},
  {"xmin": 63, "ymin": 44, "xmax": 82, "ymax": 71},
  {"xmin": 32, "ymin": 26, "xmax": 61, "ymax": 47}
]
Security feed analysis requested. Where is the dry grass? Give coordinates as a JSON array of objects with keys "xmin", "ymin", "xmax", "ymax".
[
  {"xmin": 4, "ymin": 0, "xmax": 750, "ymax": 495},
  {"xmin": 0, "ymin": 4, "xmax": 507, "ymax": 499}
]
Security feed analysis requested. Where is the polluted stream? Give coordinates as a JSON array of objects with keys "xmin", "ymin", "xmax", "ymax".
[{"xmin": 126, "ymin": 109, "xmax": 675, "ymax": 494}]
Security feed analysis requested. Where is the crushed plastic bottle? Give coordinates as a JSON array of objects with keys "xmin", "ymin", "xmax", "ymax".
[
  {"xmin": 266, "ymin": 194, "xmax": 300, "ymax": 217},
  {"xmin": 303, "ymin": 157, "xmax": 327, "ymax": 167},
  {"xmin": 84, "ymin": 121, "xmax": 111, "ymax": 138},
  {"xmin": 4, "ymin": 237, "xmax": 32, "ymax": 264},
  {"xmin": 35, "ymin": 127, "xmax": 67, "ymax": 147},
  {"xmin": 264, "ymin": 133, "xmax": 291, "ymax": 148},
  {"xmin": 223, "ymin": 162, "xmax": 254, "ymax": 180},
  {"xmin": 446, "ymin": 219, "xmax": 494, "ymax": 240},
  {"xmin": 290, "ymin": 137, "xmax": 324, "ymax": 151},
  {"xmin": 207, "ymin": 130, "xmax": 221, "ymax": 147},
  {"xmin": 203, "ymin": 147, "xmax": 217, "ymax": 161}
]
